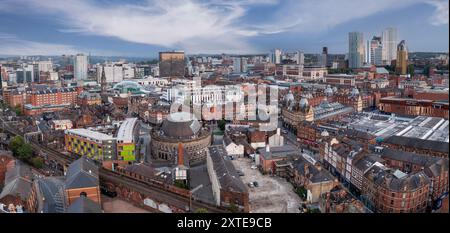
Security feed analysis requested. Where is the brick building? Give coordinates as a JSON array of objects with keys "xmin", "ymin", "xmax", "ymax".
[
  {"xmin": 378, "ymin": 96, "xmax": 449, "ymax": 119},
  {"xmin": 362, "ymin": 163, "xmax": 430, "ymax": 213},
  {"xmin": 382, "ymin": 135, "xmax": 449, "ymax": 158},
  {"xmin": 64, "ymin": 158, "xmax": 101, "ymax": 206},
  {"xmin": 206, "ymin": 146, "xmax": 249, "ymax": 212}
]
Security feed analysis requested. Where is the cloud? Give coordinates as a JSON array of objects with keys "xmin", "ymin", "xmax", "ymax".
[
  {"xmin": 0, "ymin": 0, "xmax": 272, "ymax": 54},
  {"xmin": 254, "ymin": 0, "xmax": 434, "ymax": 34},
  {"xmin": 427, "ymin": 0, "xmax": 449, "ymax": 25},
  {"xmin": 0, "ymin": 33, "xmax": 116, "ymax": 56},
  {"xmin": 0, "ymin": 0, "xmax": 447, "ymax": 54}
]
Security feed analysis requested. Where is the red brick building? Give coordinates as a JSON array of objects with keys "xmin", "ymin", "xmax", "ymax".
[
  {"xmin": 362, "ymin": 164, "xmax": 430, "ymax": 213},
  {"xmin": 378, "ymin": 96, "xmax": 449, "ymax": 119}
]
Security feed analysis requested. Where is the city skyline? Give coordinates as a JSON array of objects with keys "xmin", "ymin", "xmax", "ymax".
[{"xmin": 0, "ymin": 0, "xmax": 448, "ymax": 57}]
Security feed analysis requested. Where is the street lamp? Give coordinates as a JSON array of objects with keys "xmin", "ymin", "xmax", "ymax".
[{"xmin": 189, "ymin": 184, "xmax": 203, "ymax": 212}]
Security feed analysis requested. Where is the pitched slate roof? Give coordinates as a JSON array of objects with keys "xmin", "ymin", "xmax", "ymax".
[
  {"xmin": 364, "ymin": 165, "xmax": 430, "ymax": 192},
  {"xmin": 208, "ymin": 146, "xmax": 247, "ymax": 193},
  {"xmin": 36, "ymin": 177, "xmax": 66, "ymax": 213},
  {"xmin": 65, "ymin": 158, "xmax": 99, "ymax": 189},
  {"xmin": 384, "ymin": 136, "xmax": 449, "ymax": 154},
  {"xmin": 292, "ymin": 157, "xmax": 334, "ymax": 183},
  {"xmin": 0, "ymin": 161, "xmax": 33, "ymax": 201},
  {"xmin": 66, "ymin": 196, "xmax": 102, "ymax": 213}
]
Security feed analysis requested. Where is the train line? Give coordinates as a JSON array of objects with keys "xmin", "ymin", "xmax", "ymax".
[{"xmin": 1, "ymin": 121, "xmax": 228, "ymax": 213}]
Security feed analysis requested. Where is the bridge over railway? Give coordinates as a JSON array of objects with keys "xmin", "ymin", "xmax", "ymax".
[{"xmin": 0, "ymin": 118, "xmax": 228, "ymax": 213}]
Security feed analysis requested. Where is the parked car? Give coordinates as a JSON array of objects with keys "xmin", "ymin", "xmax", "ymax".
[
  {"xmin": 248, "ymin": 182, "xmax": 254, "ymax": 188},
  {"xmin": 251, "ymin": 165, "xmax": 258, "ymax": 170},
  {"xmin": 253, "ymin": 181, "xmax": 259, "ymax": 187},
  {"xmin": 237, "ymin": 170, "xmax": 244, "ymax": 176}
]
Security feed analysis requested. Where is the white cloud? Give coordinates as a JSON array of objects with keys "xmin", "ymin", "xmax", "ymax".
[
  {"xmin": 0, "ymin": 0, "xmax": 447, "ymax": 54},
  {"xmin": 0, "ymin": 33, "xmax": 116, "ymax": 56},
  {"xmin": 427, "ymin": 0, "xmax": 449, "ymax": 25},
  {"xmin": 0, "ymin": 0, "xmax": 269, "ymax": 54}
]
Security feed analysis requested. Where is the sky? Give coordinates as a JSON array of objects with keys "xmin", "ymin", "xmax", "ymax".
[{"xmin": 0, "ymin": 0, "xmax": 448, "ymax": 57}]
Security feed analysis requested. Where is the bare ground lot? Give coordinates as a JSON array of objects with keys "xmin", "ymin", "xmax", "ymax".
[
  {"xmin": 231, "ymin": 157, "xmax": 301, "ymax": 213},
  {"xmin": 102, "ymin": 195, "xmax": 152, "ymax": 213}
]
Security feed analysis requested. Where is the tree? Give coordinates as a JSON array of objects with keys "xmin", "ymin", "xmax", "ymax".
[
  {"xmin": 31, "ymin": 157, "xmax": 44, "ymax": 169},
  {"xmin": 408, "ymin": 64, "xmax": 415, "ymax": 77},
  {"xmin": 195, "ymin": 208, "xmax": 208, "ymax": 213},
  {"xmin": 9, "ymin": 136, "xmax": 25, "ymax": 155},
  {"xmin": 217, "ymin": 119, "xmax": 226, "ymax": 131},
  {"xmin": 228, "ymin": 202, "xmax": 239, "ymax": 213},
  {"xmin": 14, "ymin": 106, "xmax": 22, "ymax": 116},
  {"xmin": 17, "ymin": 144, "xmax": 33, "ymax": 161},
  {"xmin": 173, "ymin": 180, "xmax": 189, "ymax": 190}
]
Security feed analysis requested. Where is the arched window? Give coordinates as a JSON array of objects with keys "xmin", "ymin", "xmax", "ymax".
[{"xmin": 80, "ymin": 192, "xmax": 87, "ymax": 197}]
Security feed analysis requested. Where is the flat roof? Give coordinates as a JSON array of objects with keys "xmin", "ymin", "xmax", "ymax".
[
  {"xmin": 116, "ymin": 118, "xmax": 138, "ymax": 143},
  {"xmin": 346, "ymin": 113, "xmax": 449, "ymax": 142},
  {"xmin": 66, "ymin": 128, "xmax": 114, "ymax": 142}
]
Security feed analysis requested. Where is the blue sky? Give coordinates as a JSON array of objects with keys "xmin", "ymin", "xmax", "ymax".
[{"xmin": 0, "ymin": 0, "xmax": 448, "ymax": 57}]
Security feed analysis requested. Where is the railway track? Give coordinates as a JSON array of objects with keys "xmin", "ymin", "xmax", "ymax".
[
  {"xmin": 100, "ymin": 168, "xmax": 228, "ymax": 213},
  {"xmin": 1, "ymin": 121, "xmax": 228, "ymax": 213}
]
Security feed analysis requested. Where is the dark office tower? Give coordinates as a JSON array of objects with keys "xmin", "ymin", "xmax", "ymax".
[
  {"xmin": 159, "ymin": 51, "xmax": 186, "ymax": 78},
  {"xmin": 322, "ymin": 47, "xmax": 328, "ymax": 67}
]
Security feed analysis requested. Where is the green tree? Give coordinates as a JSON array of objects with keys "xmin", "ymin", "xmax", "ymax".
[
  {"xmin": 195, "ymin": 208, "xmax": 208, "ymax": 213},
  {"xmin": 408, "ymin": 64, "xmax": 415, "ymax": 77},
  {"xmin": 9, "ymin": 135, "xmax": 25, "ymax": 155},
  {"xmin": 173, "ymin": 180, "xmax": 189, "ymax": 190},
  {"xmin": 31, "ymin": 157, "xmax": 44, "ymax": 169},
  {"xmin": 17, "ymin": 144, "xmax": 33, "ymax": 161},
  {"xmin": 217, "ymin": 119, "xmax": 226, "ymax": 131},
  {"xmin": 14, "ymin": 106, "xmax": 22, "ymax": 116},
  {"xmin": 228, "ymin": 202, "xmax": 239, "ymax": 213},
  {"xmin": 295, "ymin": 186, "xmax": 307, "ymax": 200}
]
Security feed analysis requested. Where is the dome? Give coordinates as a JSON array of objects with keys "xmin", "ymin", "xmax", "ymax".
[
  {"xmin": 299, "ymin": 97, "xmax": 309, "ymax": 109},
  {"xmin": 321, "ymin": 130, "xmax": 329, "ymax": 137},
  {"xmin": 113, "ymin": 81, "xmax": 150, "ymax": 94},
  {"xmin": 113, "ymin": 81, "xmax": 143, "ymax": 90},
  {"xmin": 350, "ymin": 88, "xmax": 360, "ymax": 96},
  {"xmin": 324, "ymin": 85, "xmax": 333, "ymax": 96},
  {"xmin": 161, "ymin": 112, "xmax": 201, "ymax": 138}
]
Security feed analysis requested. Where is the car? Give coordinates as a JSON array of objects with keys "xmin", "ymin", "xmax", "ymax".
[
  {"xmin": 248, "ymin": 182, "xmax": 254, "ymax": 188},
  {"xmin": 282, "ymin": 130, "xmax": 288, "ymax": 134},
  {"xmin": 253, "ymin": 181, "xmax": 259, "ymax": 187},
  {"xmin": 251, "ymin": 165, "xmax": 258, "ymax": 170},
  {"xmin": 236, "ymin": 170, "xmax": 244, "ymax": 176}
]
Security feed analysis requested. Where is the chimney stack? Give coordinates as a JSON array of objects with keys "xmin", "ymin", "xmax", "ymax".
[
  {"xmin": 266, "ymin": 144, "xmax": 270, "ymax": 152},
  {"xmin": 304, "ymin": 163, "xmax": 309, "ymax": 176}
]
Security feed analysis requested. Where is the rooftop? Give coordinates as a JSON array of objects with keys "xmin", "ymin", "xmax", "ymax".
[
  {"xmin": 65, "ymin": 158, "xmax": 99, "ymax": 190},
  {"xmin": 66, "ymin": 128, "xmax": 114, "ymax": 142},
  {"xmin": 345, "ymin": 113, "xmax": 449, "ymax": 142},
  {"xmin": 208, "ymin": 146, "xmax": 247, "ymax": 193},
  {"xmin": 116, "ymin": 118, "xmax": 138, "ymax": 143}
]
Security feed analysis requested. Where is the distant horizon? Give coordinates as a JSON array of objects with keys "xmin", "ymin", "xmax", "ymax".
[{"xmin": 0, "ymin": 51, "xmax": 448, "ymax": 60}]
